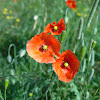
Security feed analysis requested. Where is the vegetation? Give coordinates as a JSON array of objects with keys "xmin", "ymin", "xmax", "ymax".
[{"xmin": 0, "ymin": 0, "xmax": 100, "ymax": 100}]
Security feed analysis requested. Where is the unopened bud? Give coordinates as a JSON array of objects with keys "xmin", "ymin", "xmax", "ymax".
[
  {"xmin": 7, "ymin": 55, "xmax": 12, "ymax": 63},
  {"xmin": 10, "ymin": 69, "xmax": 15, "ymax": 76},
  {"xmin": 19, "ymin": 49, "xmax": 26, "ymax": 57},
  {"xmin": 33, "ymin": 15, "xmax": 38, "ymax": 20},
  {"xmin": 92, "ymin": 40, "xmax": 96, "ymax": 49},
  {"xmin": 80, "ymin": 46, "xmax": 87, "ymax": 60},
  {"xmin": 5, "ymin": 79, "xmax": 9, "ymax": 89},
  {"xmin": 65, "ymin": 16, "xmax": 69, "ymax": 24}
]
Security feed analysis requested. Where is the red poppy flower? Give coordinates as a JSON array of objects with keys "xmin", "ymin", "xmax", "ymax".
[
  {"xmin": 52, "ymin": 50, "xmax": 79, "ymax": 83},
  {"xmin": 26, "ymin": 32, "xmax": 61, "ymax": 63},
  {"xmin": 66, "ymin": 0, "xmax": 76, "ymax": 9},
  {"xmin": 44, "ymin": 18, "xmax": 65, "ymax": 35}
]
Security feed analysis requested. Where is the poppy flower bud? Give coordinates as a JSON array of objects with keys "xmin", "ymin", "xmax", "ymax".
[
  {"xmin": 92, "ymin": 40, "xmax": 96, "ymax": 49},
  {"xmin": 19, "ymin": 49, "xmax": 26, "ymax": 57},
  {"xmin": 10, "ymin": 69, "xmax": 15, "ymax": 76},
  {"xmin": 33, "ymin": 15, "xmax": 38, "ymax": 20},
  {"xmin": 5, "ymin": 79, "xmax": 9, "ymax": 89},
  {"xmin": 80, "ymin": 46, "xmax": 87, "ymax": 60},
  {"xmin": 65, "ymin": 16, "xmax": 69, "ymax": 24},
  {"xmin": 7, "ymin": 55, "xmax": 12, "ymax": 63}
]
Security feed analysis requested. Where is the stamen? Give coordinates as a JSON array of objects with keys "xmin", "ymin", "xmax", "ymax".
[
  {"xmin": 43, "ymin": 45, "xmax": 48, "ymax": 50},
  {"xmin": 64, "ymin": 62, "xmax": 68, "ymax": 67},
  {"xmin": 54, "ymin": 26, "xmax": 58, "ymax": 31},
  {"xmin": 70, "ymin": 3, "xmax": 72, "ymax": 6}
]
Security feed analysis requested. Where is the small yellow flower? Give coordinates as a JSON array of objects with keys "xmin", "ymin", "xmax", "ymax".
[
  {"xmin": 29, "ymin": 93, "xmax": 33, "ymax": 97},
  {"xmin": 74, "ymin": 8, "xmax": 77, "ymax": 13},
  {"xmin": 77, "ymin": 13, "xmax": 81, "ymax": 16},
  {"xmin": 6, "ymin": 16, "xmax": 10, "ymax": 19},
  {"xmin": 88, "ymin": 0, "xmax": 91, "ymax": 2},
  {"xmin": 9, "ymin": 10, "xmax": 12, "ymax": 14},
  {"xmin": 84, "ymin": 14, "xmax": 88, "ymax": 17},
  {"xmin": 3, "ymin": 11, "xmax": 7, "ymax": 14},
  {"xmin": 4, "ymin": 8, "xmax": 8, "ymax": 12},
  {"xmin": 16, "ymin": 18, "xmax": 20, "ymax": 22},
  {"xmin": 84, "ymin": 8, "xmax": 87, "ymax": 12}
]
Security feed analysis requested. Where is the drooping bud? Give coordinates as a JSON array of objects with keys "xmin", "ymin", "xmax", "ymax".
[{"xmin": 7, "ymin": 55, "xmax": 12, "ymax": 63}]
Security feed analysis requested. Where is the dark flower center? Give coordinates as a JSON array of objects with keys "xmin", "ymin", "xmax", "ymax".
[{"xmin": 60, "ymin": 61, "xmax": 69, "ymax": 69}]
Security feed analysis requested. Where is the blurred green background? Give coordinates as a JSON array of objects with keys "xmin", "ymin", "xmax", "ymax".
[{"xmin": 0, "ymin": 0, "xmax": 100, "ymax": 100}]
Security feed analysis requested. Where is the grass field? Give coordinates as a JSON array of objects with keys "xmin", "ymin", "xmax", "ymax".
[{"xmin": 0, "ymin": 0, "xmax": 100, "ymax": 100}]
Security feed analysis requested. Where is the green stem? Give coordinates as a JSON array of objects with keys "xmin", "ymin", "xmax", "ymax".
[
  {"xmin": 5, "ymin": 89, "xmax": 6, "ymax": 100},
  {"xmin": 0, "ymin": 90, "xmax": 4, "ymax": 100},
  {"xmin": 0, "ymin": 55, "xmax": 19, "ymax": 75}
]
